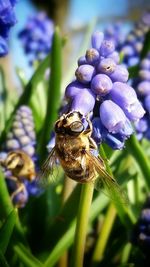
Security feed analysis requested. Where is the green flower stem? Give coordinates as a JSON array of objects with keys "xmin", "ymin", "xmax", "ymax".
[
  {"xmin": 100, "ymin": 145, "xmax": 136, "ymax": 226},
  {"xmin": 72, "ymin": 183, "xmax": 94, "ymax": 267},
  {"xmin": 0, "ymin": 170, "xmax": 13, "ymax": 219},
  {"xmin": 121, "ymin": 242, "xmax": 132, "ymax": 264},
  {"xmin": 91, "ymin": 145, "xmax": 136, "ymax": 265},
  {"xmin": 92, "ymin": 203, "xmax": 116, "ymax": 263},
  {"xmin": 58, "ymin": 178, "xmax": 76, "ymax": 267},
  {"xmin": 126, "ymin": 135, "xmax": 150, "ymax": 190},
  {"xmin": 44, "ymin": 194, "xmax": 109, "ymax": 267},
  {"xmin": 0, "ymin": 170, "xmax": 27, "ymax": 245}
]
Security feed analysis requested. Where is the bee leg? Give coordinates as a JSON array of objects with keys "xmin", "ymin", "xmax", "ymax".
[
  {"xmin": 10, "ymin": 182, "xmax": 25, "ymax": 202},
  {"xmin": 5, "ymin": 175, "xmax": 18, "ymax": 182}
]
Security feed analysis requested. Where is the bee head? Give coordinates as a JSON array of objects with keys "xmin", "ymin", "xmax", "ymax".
[
  {"xmin": 5, "ymin": 152, "xmax": 23, "ymax": 170},
  {"xmin": 55, "ymin": 111, "xmax": 84, "ymax": 136}
]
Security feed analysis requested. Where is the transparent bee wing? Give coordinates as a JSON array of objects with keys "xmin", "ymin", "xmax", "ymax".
[
  {"xmin": 85, "ymin": 150, "xmax": 128, "ymax": 205},
  {"xmin": 36, "ymin": 147, "xmax": 59, "ymax": 187}
]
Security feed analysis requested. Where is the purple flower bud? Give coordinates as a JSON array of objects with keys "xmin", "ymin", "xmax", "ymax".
[
  {"xmin": 121, "ymin": 45, "xmax": 135, "ymax": 57},
  {"xmin": 19, "ymin": 136, "xmax": 31, "ymax": 146},
  {"xmin": 91, "ymin": 74, "xmax": 112, "ymax": 96},
  {"xmin": 142, "ymin": 11, "xmax": 150, "ymax": 26},
  {"xmin": 135, "ymin": 118, "xmax": 148, "ymax": 134},
  {"xmin": 140, "ymin": 58, "xmax": 150, "ymax": 70},
  {"xmin": 144, "ymin": 95, "xmax": 150, "ymax": 113},
  {"xmin": 6, "ymin": 139, "xmax": 20, "ymax": 150},
  {"xmin": 110, "ymin": 65, "xmax": 129, "ymax": 83},
  {"xmin": 97, "ymin": 58, "xmax": 116, "ymax": 75},
  {"xmin": 78, "ymin": 56, "xmax": 87, "ymax": 66},
  {"xmin": 134, "ymin": 41, "xmax": 143, "ymax": 53},
  {"xmin": 103, "ymin": 132, "xmax": 125, "ymax": 150},
  {"xmin": 110, "ymin": 82, "xmax": 145, "ymax": 121},
  {"xmin": 100, "ymin": 40, "xmax": 115, "ymax": 57},
  {"xmin": 100, "ymin": 100, "xmax": 127, "ymax": 133},
  {"xmin": 92, "ymin": 117, "xmax": 102, "ymax": 144},
  {"xmin": 128, "ymin": 57, "xmax": 139, "ymax": 67},
  {"xmin": 13, "ymin": 128, "xmax": 25, "ymax": 138},
  {"xmin": 91, "ymin": 31, "xmax": 104, "ymax": 50},
  {"xmin": 75, "ymin": 64, "xmax": 95, "ymax": 84},
  {"xmin": 0, "ymin": 36, "xmax": 8, "ymax": 56},
  {"xmin": 22, "ymin": 145, "xmax": 35, "ymax": 157},
  {"xmin": 13, "ymin": 188, "xmax": 29, "ymax": 208},
  {"xmin": 65, "ymin": 81, "xmax": 86, "ymax": 99},
  {"xmin": 85, "ymin": 48, "xmax": 99, "ymax": 64},
  {"xmin": 70, "ymin": 89, "xmax": 95, "ymax": 115},
  {"xmin": 139, "ymin": 70, "xmax": 150, "ymax": 81},
  {"xmin": 108, "ymin": 51, "xmax": 120, "ymax": 64},
  {"xmin": 137, "ymin": 81, "xmax": 150, "ymax": 96}
]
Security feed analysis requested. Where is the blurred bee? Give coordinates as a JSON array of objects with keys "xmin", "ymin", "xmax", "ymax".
[
  {"xmin": 0, "ymin": 150, "xmax": 35, "ymax": 202},
  {"xmin": 40, "ymin": 111, "xmax": 126, "ymax": 204}
]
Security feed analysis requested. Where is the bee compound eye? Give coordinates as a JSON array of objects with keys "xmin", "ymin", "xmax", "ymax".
[{"xmin": 70, "ymin": 121, "xmax": 84, "ymax": 133}]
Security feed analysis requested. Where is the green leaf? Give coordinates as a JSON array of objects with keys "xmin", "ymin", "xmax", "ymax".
[
  {"xmin": 37, "ymin": 27, "xmax": 62, "ymax": 162},
  {"xmin": 0, "ymin": 52, "xmax": 51, "ymax": 147},
  {"xmin": 126, "ymin": 135, "xmax": 150, "ymax": 190},
  {"xmin": 0, "ymin": 250, "xmax": 10, "ymax": 267},
  {"xmin": 140, "ymin": 30, "xmax": 150, "ymax": 59},
  {"xmin": 16, "ymin": 67, "xmax": 27, "ymax": 87},
  {"xmin": 14, "ymin": 243, "xmax": 44, "ymax": 267},
  {"xmin": 0, "ymin": 210, "xmax": 17, "ymax": 254}
]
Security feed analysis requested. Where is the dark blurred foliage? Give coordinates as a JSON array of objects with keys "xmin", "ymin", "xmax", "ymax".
[{"xmin": 31, "ymin": 0, "xmax": 69, "ymax": 26}]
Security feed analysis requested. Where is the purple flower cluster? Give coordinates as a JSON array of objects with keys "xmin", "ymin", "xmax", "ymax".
[
  {"xmin": 119, "ymin": 11, "xmax": 150, "ymax": 67},
  {"xmin": 132, "ymin": 53, "xmax": 150, "ymax": 140},
  {"xmin": 132, "ymin": 197, "xmax": 150, "ymax": 259},
  {"xmin": 0, "ymin": 0, "xmax": 17, "ymax": 57},
  {"xmin": 104, "ymin": 22, "xmax": 125, "ymax": 48},
  {"xmin": 65, "ymin": 31, "xmax": 145, "ymax": 150},
  {"xmin": 18, "ymin": 12, "xmax": 54, "ymax": 65},
  {"xmin": 0, "ymin": 105, "xmax": 41, "ymax": 207}
]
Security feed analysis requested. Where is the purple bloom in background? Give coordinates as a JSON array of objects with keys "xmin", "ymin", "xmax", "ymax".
[
  {"xmin": 63, "ymin": 31, "xmax": 145, "ymax": 150},
  {"xmin": 18, "ymin": 12, "xmax": 54, "ymax": 65},
  {"xmin": 0, "ymin": 105, "xmax": 42, "ymax": 208},
  {"xmin": 0, "ymin": 0, "xmax": 17, "ymax": 56},
  {"xmin": 119, "ymin": 11, "xmax": 150, "ymax": 67},
  {"xmin": 132, "ymin": 52, "xmax": 150, "ymax": 141},
  {"xmin": 104, "ymin": 22, "xmax": 126, "ymax": 48}
]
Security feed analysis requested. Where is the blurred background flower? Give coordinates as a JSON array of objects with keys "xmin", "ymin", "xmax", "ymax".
[
  {"xmin": 0, "ymin": 0, "xmax": 17, "ymax": 57},
  {"xmin": 0, "ymin": 105, "xmax": 42, "ymax": 208},
  {"xmin": 18, "ymin": 12, "xmax": 54, "ymax": 65}
]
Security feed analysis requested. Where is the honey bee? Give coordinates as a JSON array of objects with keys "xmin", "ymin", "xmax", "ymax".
[
  {"xmin": 0, "ymin": 150, "xmax": 36, "ymax": 202},
  {"xmin": 40, "ymin": 111, "xmax": 126, "ymax": 204}
]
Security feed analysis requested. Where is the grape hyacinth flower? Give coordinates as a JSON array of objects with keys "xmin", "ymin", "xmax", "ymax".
[
  {"xmin": 132, "ymin": 197, "xmax": 150, "ymax": 261},
  {"xmin": 0, "ymin": 0, "xmax": 17, "ymax": 56},
  {"xmin": 18, "ymin": 12, "xmax": 54, "ymax": 65},
  {"xmin": 119, "ymin": 11, "xmax": 150, "ymax": 67},
  {"xmin": 64, "ymin": 31, "xmax": 145, "ymax": 150},
  {"xmin": 132, "ymin": 52, "xmax": 150, "ymax": 140},
  {"xmin": 0, "ymin": 105, "xmax": 41, "ymax": 208}
]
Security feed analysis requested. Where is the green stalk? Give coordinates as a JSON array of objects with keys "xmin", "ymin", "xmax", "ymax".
[
  {"xmin": 37, "ymin": 26, "xmax": 62, "ymax": 162},
  {"xmin": 92, "ymin": 203, "xmax": 116, "ymax": 263},
  {"xmin": 126, "ymin": 135, "xmax": 150, "ymax": 190},
  {"xmin": 58, "ymin": 178, "xmax": 76, "ymax": 267},
  {"xmin": 121, "ymin": 242, "xmax": 132, "ymax": 264},
  {"xmin": 72, "ymin": 183, "xmax": 94, "ymax": 267}
]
